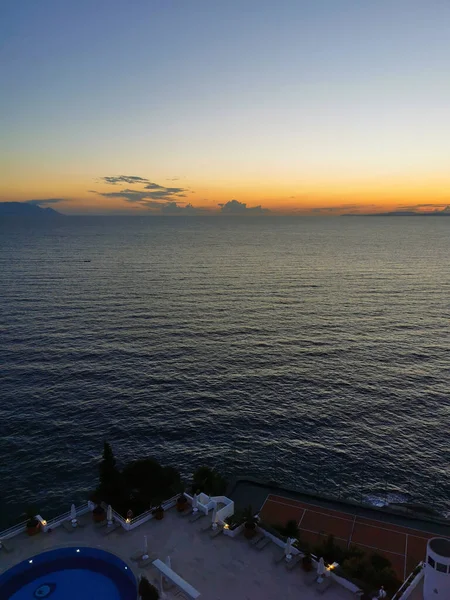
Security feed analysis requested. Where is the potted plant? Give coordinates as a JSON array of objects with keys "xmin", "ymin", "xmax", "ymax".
[
  {"xmin": 302, "ymin": 552, "xmax": 313, "ymax": 572},
  {"xmin": 26, "ymin": 515, "xmax": 41, "ymax": 536},
  {"xmin": 176, "ymin": 494, "xmax": 188, "ymax": 513},
  {"xmin": 92, "ymin": 504, "xmax": 106, "ymax": 523},
  {"xmin": 139, "ymin": 575, "xmax": 159, "ymax": 600},
  {"xmin": 152, "ymin": 504, "xmax": 164, "ymax": 520}
]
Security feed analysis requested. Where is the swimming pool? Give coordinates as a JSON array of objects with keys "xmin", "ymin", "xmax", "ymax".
[{"xmin": 0, "ymin": 547, "xmax": 137, "ymax": 600}]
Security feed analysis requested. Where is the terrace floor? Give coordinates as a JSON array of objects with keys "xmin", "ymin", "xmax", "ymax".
[{"xmin": 0, "ymin": 508, "xmax": 355, "ymax": 599}]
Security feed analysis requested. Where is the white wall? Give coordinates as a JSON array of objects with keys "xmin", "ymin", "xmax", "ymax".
[{"xmin": 424, "ymin": 539, "xmax": 450, "ymax": 600}]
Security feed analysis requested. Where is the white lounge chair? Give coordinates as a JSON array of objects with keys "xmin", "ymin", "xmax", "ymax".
[
  {"xmin": 62, "ymin": 521, "xmax": 77, "ymax": 533},
  {"xmin": 249, "ymin": 533, "xmax": 264, "ymax": 546},
  {"xmin": 0, "ymin": 539, "xmax": 14, "ymax": 553},
  {"xmin": 285, "ymin": 554, "xmax": 302, "ymax": 571},
  {"xmin": 137, "ymin": 553, "xmax": 156, "ymax": 569},
  {"xmin": 102, "ymin": 521, "xmax": 121, "ymax": 536},
  {"xmin": 209, "ymin": 525, "xmax": 224, "ymax": 538},
  {"xmin": 254, "ymin": 536, "xmax": 271, "ymax": 551},
  {"xmin": 273, "ymin": 549, "xmax": 286, "ymax": 564},
  {"xmin": 189, "ymin": 511, "xmax": 205, "ymax": 523},
  {"xmin": 316, "ymin": 577, "xmax": 333, "ymax": 594}
]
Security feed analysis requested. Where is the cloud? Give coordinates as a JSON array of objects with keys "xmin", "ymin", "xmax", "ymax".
[
  {"xmin": 399, "ymin": 203, "xmax": 450, "ymax": 212},
  {"xmin": 166, "ymin": 176, "xmax": 181, "ymax": 181},
  {"xmin": 139, "ymin": 200, "xmax": 208, "ymax": 215},
  {"xmin": 90, "ymin": 178, "xmax": 208, "ymax": 214},
  {"xmin": 92, "ymin": 177, "xmax": 190, "ymax": 202},
  {"xmin": 25, "ymin": 198, "xmax": 66, "ymax": 206},
  {"xmin": 307, "ymin": 204, "xmax": 378, "ymax": 215},
  {"xmin": 160, "ymin": 202, "xmax": 197, "ymax": 214},
  {"xmin": 99, "ymin": 175, "xmax": 150, "ymax": 185},
  {"xmin": 218, "ymin": 199, "xmax": 270, "ymax": 214},
  {"xmin": 143, "ymin": 182, "xmax": 187, "ymax": 199},
  {"xmin": 92, "ymin": 189, "xmax": 152, "ymax": 202}
]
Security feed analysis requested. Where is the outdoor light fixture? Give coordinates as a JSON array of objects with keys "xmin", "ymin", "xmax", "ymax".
[
  {"xmin": 76, "ymin": 549, "xmax": 80, "ymax": 553},
  {"xmin": 41, "ymin": 520, "xmax": 47, "ymax": 526},
  {"xmin": 126, "ymin": 518, "xmax": 131, "ymax": 524},
  {"xmin": 223, "ymin": 523, "xmax": 229, "ymax": 530},
  {"xmin": 29, "ymin": 560, "xmax": 33, "ymax": 564}
]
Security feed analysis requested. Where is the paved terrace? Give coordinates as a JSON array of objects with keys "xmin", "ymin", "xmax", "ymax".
[{"xmin": 0, "ymin": 508, "xmax": 355, "ymax": 600}]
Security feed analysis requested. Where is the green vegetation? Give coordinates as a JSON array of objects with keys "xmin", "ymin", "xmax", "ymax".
[
  {"xmin": 307, "ymin": 534, "xmax": 401, "ymax": 594},
  {"xmin": 274, "ymin": 519, "xmax": 300, "ymax": 539},
  {"xmin": 224, "ymin": 508, "xmax": 245, "ymax": 530},
  {"xmin": 341, "ymin": 552, "xmax": 400, "ymax": 595},
  {"xmin": 191, "ymin": 466, "xmax": 227, "ymax": 496},
  {"xmin": 91, "ymin": 442, "xmax": 183, "ymax": 516},
  {"xmin": 92, "ymin": 443, "xmax": 228, "ymax": 518},
  {"xmin": 260, "ymin": 519, "xmax": 401, "ymax": 596}
]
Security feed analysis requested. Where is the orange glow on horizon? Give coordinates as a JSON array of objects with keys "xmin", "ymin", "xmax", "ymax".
[{"xmin": 1, "ymin": 172, "xmax": 449, "ymax": 216}]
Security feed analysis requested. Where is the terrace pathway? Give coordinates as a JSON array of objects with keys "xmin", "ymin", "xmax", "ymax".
[{"xmin": 0, "ymin": 508, "xmax": 354, "ymax": 599}]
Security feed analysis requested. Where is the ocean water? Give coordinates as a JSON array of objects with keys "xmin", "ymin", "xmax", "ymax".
[{"xmin": 1, "ymin": 216, "xmax": 449, "ymax": 527}]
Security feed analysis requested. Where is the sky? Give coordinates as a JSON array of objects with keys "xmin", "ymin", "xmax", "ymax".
[{"xmin": 1, "ymin": 0, "xmax": 449, "ymax": 215}]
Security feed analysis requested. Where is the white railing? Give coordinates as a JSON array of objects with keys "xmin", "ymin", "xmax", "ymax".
[
  {"xmin": 46, "ymin": 503, "xmax": 90, "ymax": 530},
  {"xmin": 391, "ymin": 562, "xmax": 425, "ymax": 600},
  {"xmin": 98, "ymin": 493, "xmax": 180, "ymax": 531},
  {"xmin": 0, "ymin": 492, "xmax": 184, "ymax": 541},
  {"xmin": 0, "ymin": 503, "xmax": 91, "ymax": 541},
  {"xmin": 0, "ymin": 519, "xmax": 28, "ymax": 541}
]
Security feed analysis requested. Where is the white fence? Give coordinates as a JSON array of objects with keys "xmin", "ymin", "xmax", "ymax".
[
  {"xmin": 392, "ymin": 563, "xmax": 425, "ymax": 600},
  {"xmin": 0, "ymin": 519, "xmax": 29, "ymax": 541},
  {"xmin": 46, "ymin": 503, "xmax": 91, "ymax": 530},
  {"xmin": 0, "ymin": 503, "xmax": 91, "ymax": 541},
  {"xmin": 0, "ymin": 493, "xmax": 185, "ymax": 542},
  {"xmin": 123, "ymin": 494, "xmax": 179, "ymax": 531}
]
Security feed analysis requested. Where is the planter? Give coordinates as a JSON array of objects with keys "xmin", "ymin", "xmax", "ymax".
[
  {"xmin": 26, "ymin": 520, "xmax": 41, "ymax": 536},
  {"xmin": 92, "ymin": 507, "xmax": 106, "ymax": 523},
  {"xmin": 244, "ymin": 522, "xmax": 257, "ymax": 539},
  {"xmin": 153, "ymin": 507, "xmax": 164, "ymax": 521},
  {"xmin": 302, "ymin": 555, "xmax": 313, "ymax": 572},
  {"xmin": 176, "ymin": 496, "xmax": 188, "ymax": 513}
]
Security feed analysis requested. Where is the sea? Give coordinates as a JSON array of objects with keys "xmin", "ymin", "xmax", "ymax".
[{"xmin": 1, "ymin": 216, "xmax": 449, "ymax": 528}]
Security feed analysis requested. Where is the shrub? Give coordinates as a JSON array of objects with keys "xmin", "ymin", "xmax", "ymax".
[
  {"xmin": 283, "ymin": 519, "xmax": 300, "ymax": 539},
  {"xmin": 225, "ymin": 510, "xmax": 245, "ymax": 530},
  {"xmin": 191, "ymin": 466, "xmax": 227, "ymax": 495},
  {"xmin": 342, "ymin": 553, "xmax": 401, "ymax": 595},
  {"xmin": 138, "ymin": 576, "xmax": 159, "ymax": 600},
  {"xmin": 92, "ymin": 443, "xmax": 182, "ymax": 517},
  {"xmin": 242, "ymin": 505, "xmax": 258, "ymax": 526},
  {"xmin": 122, "ymin": 458, "xmax": 181, "ymax": 514}
]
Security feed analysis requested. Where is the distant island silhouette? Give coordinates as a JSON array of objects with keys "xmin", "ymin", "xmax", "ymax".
[
  {"xmin": 343, "ymin": 208, "xmax": 450, "ymax": 217},
  {"xmin": 0, "ymin": 202, "xmax": 62, "ymax": 217}
]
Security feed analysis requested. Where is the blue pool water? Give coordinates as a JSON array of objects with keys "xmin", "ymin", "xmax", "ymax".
[{"xmin": 0, "ymin": 547, "xmax": 136, "ymax": 600}]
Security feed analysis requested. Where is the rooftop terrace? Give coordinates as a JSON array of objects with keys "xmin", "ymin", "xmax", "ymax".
[{"xmin": 0, "ymin": 506, "xmax": 355, "ymax": 599}]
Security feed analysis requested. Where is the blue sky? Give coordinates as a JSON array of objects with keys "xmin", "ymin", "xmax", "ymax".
[{"xmin": 1, "ymin": 0, "xmax": 449, "ymax": 214}]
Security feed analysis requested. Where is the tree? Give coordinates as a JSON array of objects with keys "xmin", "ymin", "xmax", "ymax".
[
  {"xmin": 98, "ymin": 441, "xmax": 123, "ymax": 505},
  {"xmin": 121, "ymin": 458, "xmax": 181, "ymax": 515},
  {"xmin": 283, "ymin": 519, "xmax": 300, "ymax": 539},
  {"xmin": 191, "ymin": 466, "xmax": 227, "ymax": 495}
]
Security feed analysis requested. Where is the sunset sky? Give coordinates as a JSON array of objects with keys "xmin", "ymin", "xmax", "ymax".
[{"xmin": 2, "ymin": 0, "xmax": 449, "ymax": 215}]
